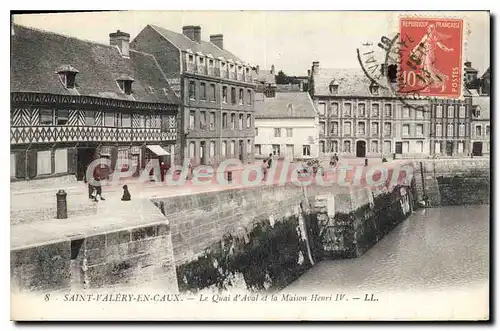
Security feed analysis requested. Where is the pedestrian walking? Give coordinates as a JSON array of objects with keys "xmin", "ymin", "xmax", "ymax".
[
  {"xmin": 261, "ymin": 159, "xmax": 268, "ymax": 181},
  {"xmin": 93, "ymin": 174, "xmax": 105, "ymax": 201},
  {"xmin": 267, "ymin": 153, "xmax": 273, "ymax": 169}
]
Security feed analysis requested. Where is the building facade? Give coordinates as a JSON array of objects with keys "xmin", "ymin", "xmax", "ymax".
[
  {"xmin": 10, "ymin": 25, "xmax": 180, "ymax": 181},
  {"xmin": 131, "ymin": 25, "xmax": 256, "ymax": 166},
  {"xmin": 254, "ymin": 91, "xmax": 318, "ymax": 160},
  {"xmin": 470, "ymin": 93, "xmax": 490, "ymax": 156},
  {"xmin": 308, "ymin": 62, "xmax": 431, "ymax": 158}
]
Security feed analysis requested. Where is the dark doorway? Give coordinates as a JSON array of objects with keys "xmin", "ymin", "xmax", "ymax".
[
  {"xmin": 472, "ymin": 142, "xmax": 483, "ymax": 156},
  {"xmin": 445, "ymin": 142, "xmax": 454, "ymax": 156},
  {"xmin": 239, "ymin": 140, "xmax": 244, "ymax": 162},
  {"xmin": 77, "ymin": 148, "xmax": 96, "ymax": 181},
  {"xmin": 395, "ymin": 142, "xmax": 403, "ymax": 154},
  {"xmin": 200, "ymin": 142, "xmax": 206, "ymax": 165},
  {"xmin": 356, "ymin": 141, "xmax": 366, "ymax": 157}
]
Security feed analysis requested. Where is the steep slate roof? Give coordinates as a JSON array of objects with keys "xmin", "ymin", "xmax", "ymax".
[
  {"xmin": 148, "ymin": 25, "xmax": 243, "ymax": 62},
  {"xmin": 254, "ymin": 92, "xmax": 316, "ymax": 119},
  {"xmin": 481, "ymin": 67, "xmax": 490, "ymax": 79},
  {"xmin": 472, "ymin": 96, "xmax": 490, "ymax": 120},
  {"xmin": 11, "ymin": 24, "xmax": 180, "ymax": 104}
]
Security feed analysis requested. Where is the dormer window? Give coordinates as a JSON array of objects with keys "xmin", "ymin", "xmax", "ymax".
[
  {"xmin": 116, "ymin": 75, "xmax": 134, "ymax": 95},
  {"xmin": 329, "ymin": 80, "xmax": 338, "ymax": 94},
  {"xmin": 188, "ymin": 55, "xmax": 194, "ymax": 62},
  {"xmin": 200, "ymin": 57, "xmax": 204, "ymax": 64},
  {"xmin": 370, "ymin": 83, "xmax": 379, "ymax": 95},
  {"xmin": 209, "ymin": 59, "xmax": 214, "ymax": 66},
  {"xmin": 56, "ymin": 65, "xmax": 79, "ymax": 89}
]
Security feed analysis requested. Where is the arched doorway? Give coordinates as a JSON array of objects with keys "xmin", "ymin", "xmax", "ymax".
[{"xmin": 356, "ymin": 141, "xmax": 366, "ymax": 157}]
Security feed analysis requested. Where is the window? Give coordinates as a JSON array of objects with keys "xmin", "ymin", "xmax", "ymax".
[
  {"xmin": 384, "ymin": 141, "xmax": 391, "ymax": 153},
  {"xmin": 344, "ymin": 103, "xmax": 352, "ymax": 116},
  {"xmin": 189, "ymin": 81, "xmax": 196, "ymax": 99},
  {"xmin": 344, "ymin": 121, "xmax": 352, "ymax": 135},
  {"xmin": 36, "ymin": 150, "xmax": 52, "ymax": 176},
  {"xmin": 416, "ymin": 124, "xmax": 424, "ymax": 136},
  {"xmin": 459, "ymin": 106, "xmax": 465, "ymax": 118},
  {"xmin": 384, "ymin": 122, "xmax": 392, "ymax": 136},
  {"xmin": 272, "ymin": 144, "xmax": 280, "ymax": 156},
  {"xmin": 222, "ymin": 86, "xmax": 228, "ymax": 103},
  {"xmin": 447, "ymin": 105, "xmax": 454, "ymax": 118},
  {"xmin": 246, "ymin": 114, "xmax": 251, "ymax": 128},
  {"xmin": 239, "ymin": 114, "xmax": 243, "ymax": 129},
  {"xmin": 247, "ymin": 90, "xmax": 252, "ymax": 105},
  {"xmin": 117, "ymin": 80, "xmax": 133, "ymax": 95},
  {"xmin": 189, "ymin": 142, "xmax": 195, "ymax": 158},
  {"xmin": 122, "ymin": 113, "xmax": 131, "ymax": 128},
  {"xmin": 403, "ymin": 124, "xmax": 410, "ymax": 136},
  {"xmin": 358, "ymin": 103, "xmax": 366, "ymax": 117},
  {"xmin": 320, "ymin": 121, "xmax": 325, "ymax": 135},
  {"xmin": 221, "ymin": 141, "xmax": 227, "ymax": 157},
  {"xmin": 476, "ymin": 125, "xmax": 482, "ymax": 136},
  {"xmin": 274, "ymin": 128, "xmax": 281, "ymax": 137},
  {"xmin": 436, "ymin": 124, "xmax": 442, "ymax": 137},
  {"xmin": 473, "ymin": 106, "xmax": 481, "ymax": 118},
  {"xmin": 286, "ymin": 128, "xmax": 293, "ymax": 137},
  {"xmin": 318, "ymin": 103, "xmax": 326, "ymax": 116},
  {"xmin": 104, "ymin": 112, "xmax": 114, "ymax": 127},
  {"xmin": 343, "ymin": 140, "xmax": 351, "ymax": 153},
  {"xmin": 247, "ymin": 140, "xmax": 252, "ymax": 154},
  {"xmin": 459, "ymin": 124, "xmax": 465, "ymax": 136},
  {"xmin": 56, "ymin": 109, "xmax": 69, "ymax": 125},
  {"xmin": 435, "ymin": 141, "xmax": 441, "ymax": 154},
  {"xmin": 209, "ymin": 141, "xmax": 215, "ymax": 157},
  {"xmin": 188, "ymin": 55, "xmax": 194, "ymax": 62},
  {"xmin": 330, "ymin": 140, "xmax": 338, "ymax": 153},
  {"xmin": 371, "ymin": 122, "xmax": 379, "ymax": 135},
  {"xmin": 199, "ymin": 57, "xmax": 204, "ymax": 65},
  {"xmin": 222, "ymin": 113, "xmax": 228, "ymax": 129},
  {"xmin": 331, "ymin": 103, "xmax": 339, "ymax": 116},
  {"xmin": 416, "ymin": 109, "xmax": 424, "ymax": 118},
  {"xmin": 447, "ymin": 124, "xmax": 454, "ymax": 137},
  {"xmin": 416, "ymin": 141, "xmax": 424, "ymax": 153},
  {"xmin": 371, "ymin": 141, "xmax": 379, "ymax": 153},
  {"xmin": 384, "ymin": 104, "xmax": 392, "ymax": 117},
  {"xmin": 486, "ymin": 125, "xmax": 490, "ymax": 135},
  {"xmin": 403, "ymin": 107, "xmax": 410, "ymax": 118},
  {"xmin": 371, "ymin": 104, "xmax": 379, "ymax": 117},
  {"xmin": 331, "ymin": 121, "xmax": 339, "ymax": 135},
  {"xmin": 255, "ymin": 144, "xmax": 261, "ymax": 155},
  {"xmin": 239, "ymin": 89, "xmax": 244, "ymax": 105},
  {"xmin": 200, "ymin": 82, "xmax": 206, "ymax": 100},
  {"xmin": 209, "ymin": 84, "xmax": 216, "ymax": 101},
  {"xmin": 189, "ymin": 112, "xmax": 195, "ymax": 129},
  {"xmin": 200, "ymin": 111, "xmax": 207, "ymax": 129},
  {"xmin": 458, "ymin": 141, "xmax": 464, "ymax": 154},
  {"xmin": 145, "ymin": 115, "xmax": 152, "ymax": 128},
  {"xmin": 320, "ymin": 141, "xmax": 326, "ymax": 153},
  {"xmin": 358, "ymin": 122, "xmax": 366, "ymax": 135},
  {"xmin": 370, "ymin": 84, "xmax": 379, "ymax": 94},
  {"xmin": 231, "ymin": 87, "xmax": 236, "ymax": 104},
  {"xmin": 436, "ymin": 105, "xmax": 443, "ymax": 117},
  {"xmin": 209, "ymin": 112, "xmax": 215, "ymax": 130},
  {"xmin": 255, "ymin": 127, "xmax": 258, "ymax": 136},
  {"xmin": 40, "ymin": 109, "xmax": 53, "ymax": 125},
  {"xmin": 230, "ymin": 141, "xmax": 235, "ymax": 156},
  {"xmin": 302, "ymin": 145, "xmax": 311, "ymax": 156},
  {"xmin": 209, "ymin": 59, "xmax": 214, "ymax": 67},
  {"xmin": 329, "ymin": 84, "xmax": 338, "ymax": 94},
  {"xmin": 230, "ymin": 114, "xmax": 235, "ymax": 129},
  {"xmin": 84, "ymin": 111, "xmax": 95, "ymax": 126}
]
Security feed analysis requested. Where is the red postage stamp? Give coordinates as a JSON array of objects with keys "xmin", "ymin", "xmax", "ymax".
[{"xmin": 398, "ymin": 17, "xmax": 464, "ymax": 99}]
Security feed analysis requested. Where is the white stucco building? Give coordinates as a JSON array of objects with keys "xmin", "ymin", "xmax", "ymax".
[{"xmin": 254, "ymin": 91, "xmax": 319, "ymax": 160}]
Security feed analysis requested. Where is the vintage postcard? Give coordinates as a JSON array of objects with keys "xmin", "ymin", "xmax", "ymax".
[{"xmin": 10, "ymin": 10, "xmax": 490, "ymax": 321}]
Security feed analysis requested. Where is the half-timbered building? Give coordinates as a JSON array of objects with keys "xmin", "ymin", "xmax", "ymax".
[{"xmin": 10, "ymin": 25, "xmax": 180, "ymax": 181}]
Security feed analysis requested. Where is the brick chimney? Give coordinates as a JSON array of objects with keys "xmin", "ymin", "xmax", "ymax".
[
  {"xmin": 255, "ymin": 65, "xmax": 260, "ymax": 75},
  {"xmin": 210, "ymin": 34, "xmax": 223, "ymax": 49},
  {"xmin": 109, "ymin": 30, "xmax": 130, "ymax": 58},
  {"xmin": 183, "ymin": 25, "xmax": 201, "ymax": 43},
  {"xmin": 312, "ymin": 61, "xmax": 319, "ymax": 74},
  {"xmin": 271, "ymin": 64, "xmax": 275, "ymax": 75}
]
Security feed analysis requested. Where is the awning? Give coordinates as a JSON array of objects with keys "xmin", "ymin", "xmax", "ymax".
[{"xmin": 147, "ymin": 145, "xmax": 170, "ymax": 156}]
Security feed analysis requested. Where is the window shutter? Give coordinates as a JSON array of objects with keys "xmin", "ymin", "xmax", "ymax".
[
  {"xmin": 28, "ymin": 149, "xmax": 37, "ymax": 179},
  {"xmin": 67, "ymin": 147, "xmax": 77, "ymax": 174},
  {"xmin": 15, "ymin": 151, "xmax": 26, "ymax": 179}
]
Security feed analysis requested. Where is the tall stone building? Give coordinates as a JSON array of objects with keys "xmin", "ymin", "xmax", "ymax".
[
  {"xmin": 307, "ymin": 61, "xmax": 431, "ymax": 158},
  {"xmin": 131, "ymin": 25, "xmax": 256, "ymax": 166},
  {"xmin": 10, "ymin": 25, "xmax": 180, "ymax": 182}
]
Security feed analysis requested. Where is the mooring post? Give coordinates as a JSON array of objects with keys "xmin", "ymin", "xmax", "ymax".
[{"xmin": 56, "ymin": 189, "xmax": 68, "ymax": 219}]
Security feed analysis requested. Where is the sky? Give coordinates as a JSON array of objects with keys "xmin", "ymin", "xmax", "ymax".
[{"xmin": 13, "ymin": 11, "xmax": 490, "ymax": 76}]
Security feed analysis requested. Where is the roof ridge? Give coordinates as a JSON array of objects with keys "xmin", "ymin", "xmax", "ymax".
[
  {"xmin": 150, "ymin": 24, "xmax": 194, "ymax": 44},
  {"xmin": 13, "ymin": 23, "xmax": 116, "ymax": 50}
]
